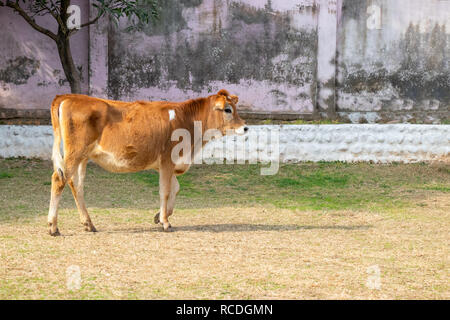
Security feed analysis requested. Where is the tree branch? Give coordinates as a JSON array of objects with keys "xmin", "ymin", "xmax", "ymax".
[
  {"xmin": 39, "ymin": 0, "xmax": 64, "ymax": 29},
  {"xmin": 58, "ymin": 0, "xmax": 70, "ymax": 35},
  {"xmin": 80, "ymin": 13, "xmax": 102, "ymax": 29},
  {"xmin": 68, "ymin": 10, "xmax": 104, "ymax": 37},
  {"xmin": 5, "ymin": 0, "xmax": 58, "ymax": 41}
]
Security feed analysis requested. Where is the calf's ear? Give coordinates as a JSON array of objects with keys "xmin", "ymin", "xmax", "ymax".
[
  {"xmin": 217, "ymin": 89, "xmax": 230, "ymax": 97},
  {"xmin": 214, "ymin": 95, "xmax": 226, "ymax": 110},
  {"xmin": 229, "ymin": 95, "xmax": 238, "ymax": 104}
]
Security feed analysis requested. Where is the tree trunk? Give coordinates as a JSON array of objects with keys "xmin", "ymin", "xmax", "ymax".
[
  {"xmin": 56, "ymin": 36, "xmax": 81, "ymax": 94},
  {"xmin": 54, "ymin": 0, "xmax": 81, "ymax": 94}
]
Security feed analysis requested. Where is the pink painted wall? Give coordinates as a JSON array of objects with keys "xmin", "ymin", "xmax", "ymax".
[
  {"xmin": 0, "ymin": 0, "xmax": 89, "ymax": 110},
  {"xmin": 0, "ymin": 0, "xmax": 448, "ymax": 123},
  {"xmin": 107, "ymin": 0, "xmax": 322, "ymax": 114},
  {"xmin": 0, "ymin": 0, "xmax": 325, "ymax": 114},
  {"xmin": 0, "ymin": 0, "xmax": 327, "ymax": 114}
]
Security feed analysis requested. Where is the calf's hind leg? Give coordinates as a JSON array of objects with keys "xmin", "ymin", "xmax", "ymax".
[
  {"xmin": 47, "ymin": 158, "xmax": 79, "ymax": 235},
  {"xmin": 48, "ymin": 171, "xmax": 66, "ymax": 236},
  {"xmin": 68, "ymin": 159, "xmax": 97, "ymax": 232},
  {"xmin": 47, "ymin": 157, "xmax": 91, "ymax": 235}
]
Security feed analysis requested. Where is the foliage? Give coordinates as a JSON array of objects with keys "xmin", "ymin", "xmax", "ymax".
[
  {"xmin": 1, "ymin": 0, "xmax": 159, "ymax": 35},
  {"xmin": 93, "ymin": 0, "xmax": 159, "ymax": 31},
  {"xmin": 0, "ymin": 0, "xmax": 160, "ymax": 93}
]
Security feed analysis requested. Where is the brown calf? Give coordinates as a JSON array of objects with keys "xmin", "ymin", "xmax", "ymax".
[{"xmin": 48, "ymin": 90, "xmax": 247, "ymax": 235}]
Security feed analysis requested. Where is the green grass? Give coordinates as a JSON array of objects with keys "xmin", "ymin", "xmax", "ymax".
[
  {"xmin": 1, "ymin": 159, "xmax": 448, "ymax": 221},
  {"xmin": 0, "ymin": 172, "xmax": 13, "ymax": 179},
  {"xmin": 420, "ymin": 185, "xmax": 450, "ymax": 192}
]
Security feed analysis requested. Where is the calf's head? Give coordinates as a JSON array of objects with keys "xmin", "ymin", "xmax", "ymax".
[{"xmin": 210, "ymin": 89, "xmax": 248, "ymax": 136}]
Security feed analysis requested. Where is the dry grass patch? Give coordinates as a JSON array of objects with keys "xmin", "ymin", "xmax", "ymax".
[{"xmin": 0, "ymin": 159, "xmax": 449, "ymax": 299}]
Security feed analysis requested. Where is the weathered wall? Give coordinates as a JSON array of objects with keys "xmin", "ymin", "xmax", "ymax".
[
  {"xmin": 0, "ymin": 0, "xmax": 89, "ymax": 110},
  {"xmin": 107, "ymin": 0, "xmax": 320, "ymax": 114},
  {"xmin": 0, "ymin": 0, "xmax": 449, "ymax": 123},
  {"xmin": 1, "ymin": 124, "xmax": 448, "ymax": 163},
  {"xmin": 337, "ymin": 0, "xmax": 450, "ymax": 123}
]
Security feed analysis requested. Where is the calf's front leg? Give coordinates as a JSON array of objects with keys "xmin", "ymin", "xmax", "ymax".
[
  {"xmin": 154, "ymin": 175, "xmax": 180, "ymax": 224},
  {"xmin": 158, "ymin": 164, "xmax": 174, "ymax": 232}
]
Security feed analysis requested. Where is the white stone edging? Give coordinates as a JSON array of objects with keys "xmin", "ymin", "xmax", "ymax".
[{"xmin": 0, "ymin": 125, "xmax": 449, "ymax": 163}]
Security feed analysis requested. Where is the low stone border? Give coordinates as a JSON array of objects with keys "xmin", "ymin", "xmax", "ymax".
[{"xmin": 0, "ymin": 125, "xmax": 449, "ymax": 163}]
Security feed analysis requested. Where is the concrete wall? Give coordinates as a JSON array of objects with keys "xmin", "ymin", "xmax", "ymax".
[
  {"xmin": 0, "ymin": 0, "xmax": 89, "ymax": 110},
  {"xmin": 0, "ymin": 0, "xmax": 449, "ymax": 123},
  {"xmin": 107, "ymin": 0, "xmax": 320, "ymax": 114},
  {"xmin": 337, "ymin": 0, "xmax": 450, "ymax": 123},
  {"xmin": 1, "ymin": 125, "xmax": 448, "ymax": 163}
]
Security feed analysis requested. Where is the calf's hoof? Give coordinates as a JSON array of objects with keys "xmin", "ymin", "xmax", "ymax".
[
  {"xmin": 154, "ymin": 212, "xmax": 160, "ymax": 224},
  {"xmin": 162, "ymin": 223, "xmax": 172, "ymax": 232},
  {"xmin": 48, "ymin": 226, "xmax": 61, "ymax": 237},
  {"xmin": 83, "ymin": 223, "xmax": 97, "ymax": 232},
  {"xmin": 48, "ymin": 223, "xmax": 60, "ymax": 236},
  {"xmin": 49, "ymin": 229, "xmax": 61, "ymax": 236}
]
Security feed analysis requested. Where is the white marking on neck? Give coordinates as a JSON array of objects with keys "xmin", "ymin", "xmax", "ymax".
[{"xmin": 168, "ymin": 109, "xmax": 175, "ymax": 121}]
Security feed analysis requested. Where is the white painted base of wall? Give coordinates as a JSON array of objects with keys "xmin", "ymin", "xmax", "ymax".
[
  {"xmin": 0, "ymin": 125, "xmax": 449, "ymax": 163},
  {"xmin": 1, "ymin": 125, "xmax": 54, "ymax": 160}
]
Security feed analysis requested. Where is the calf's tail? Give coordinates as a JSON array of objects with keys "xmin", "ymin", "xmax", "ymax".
[{"xmin": 50, "ymin": 96, "xmax": 65, "ymax": 182}]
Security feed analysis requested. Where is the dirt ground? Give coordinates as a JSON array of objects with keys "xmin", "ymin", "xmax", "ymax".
[{"xmin": 0, "ymin": 159, "xmax": 448, "ymax": 299}]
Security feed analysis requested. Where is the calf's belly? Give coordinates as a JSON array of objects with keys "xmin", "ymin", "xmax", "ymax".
[{"xmin": 89, "ymin": 144, "xmax": 158, "ymax": 173}]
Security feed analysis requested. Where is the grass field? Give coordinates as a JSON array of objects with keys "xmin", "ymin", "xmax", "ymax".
[{"xmin": 0, "ymin": 158, "xmax": 449, "ymax": 299}]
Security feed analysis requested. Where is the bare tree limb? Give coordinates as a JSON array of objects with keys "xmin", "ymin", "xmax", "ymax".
[
  {"xmin": 57, "ymin": 0, "xmax": 70, "ymax": 34},
  {"xmin": 68, "ymin": 8, "xmax": 104, "ymax": 37},
  {"xmin": 80, "ymin": 13, "xmax": 102, "ymax": 29},
  {"xmin": 38, "ymin": 0, "xmax": 64, "ymax": 28},
  {"xmin": 5, "ymin": 0, "xmax": 58, "ymax": 41}
]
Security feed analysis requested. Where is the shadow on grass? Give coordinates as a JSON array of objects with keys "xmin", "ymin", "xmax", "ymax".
[{"xmin": 103, "ymin": 223, "xmax": 372, "ymax": 234}]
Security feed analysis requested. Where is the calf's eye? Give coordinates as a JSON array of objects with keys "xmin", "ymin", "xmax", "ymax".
[{"xmin": 225, "ymin": 108, "xmax": 232, "ymax": 113}]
